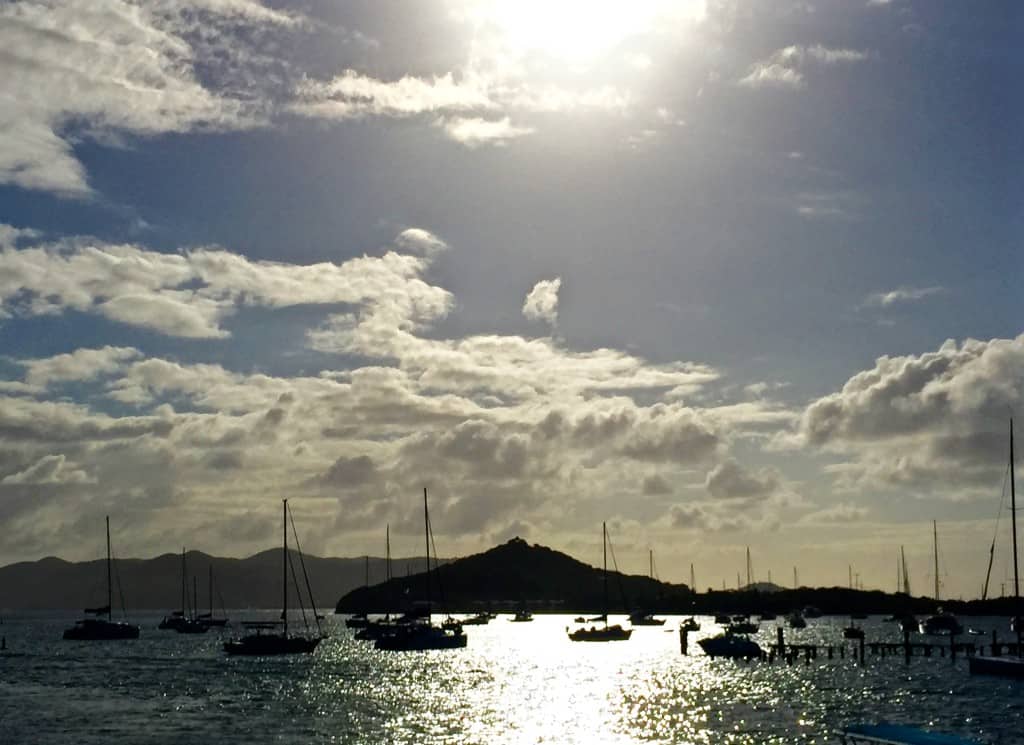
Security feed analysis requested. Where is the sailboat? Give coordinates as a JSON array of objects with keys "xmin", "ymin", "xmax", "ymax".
[
  {"xmin": 159, "ymin": 547, "xmax": 190, "ymax": 631},
  {"xmin": 346, "ymin": 556, "xmax": 373, "ymax": 628},
  {"xmin": 223, "ymin": 499, "xmax": 324, "ymax": 655},
  {"xmin": 970, "ymin": 419, "xmax": 1024, "ymax": 677},
  {"xmin": 63, "ymin": 516, "xmax": 140, "ymax": 641},
  {"xmin": 568, "ymin": 522, "xmax": 632, "ymax": 642},
  {"xmin": 628, "ymin": 549, "xmax": 666, "ymax": 626},
  {"xmin": 921, "ymin": 521, "xmax": 963, "ymax": 635},
  {"xmin": 198, "ymin": 565, "xmax": 229, "ymax": 628},
  {"xmin": 374, "ymin": 489, "xmax": 467, "ymax": 651}
]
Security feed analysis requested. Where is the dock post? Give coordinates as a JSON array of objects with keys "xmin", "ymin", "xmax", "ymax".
[
  {"xmin": 828, "ymin": 646, "xmax": 833, "ymax": 660},
  {"xmin": 904, "ymin": 629, "xmax": 911, "ymax": 665},
  {"xmin": 840, "ymin": 645, "xmax": 845, "ymax": 659},
  {"xmin": 859, "ymin": 636, "xmax": 865, "ymax": 666},
  {"xmin": 777, "ymin": 626, "xmax": 785, "ymax": 659},
  {"xmin": 680, "ymin": 627, "xmax": 688, "ymax": 655},
  {"xmin": 992, "ymin": 629, "xmax": 999, "ymax": 657}
]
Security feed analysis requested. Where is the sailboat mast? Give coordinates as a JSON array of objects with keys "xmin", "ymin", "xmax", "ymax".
[
  {"xmin": 649, "ymin": 549, "xmax": 653, "ymax": 579},
  {"xmin": 193, "ymin": 576, "xmax": 198, "ymax": 621},
  {"xmin": 181, "ymin": 547, "xmax": 186, "ymax": 615},
  {"xmin": 901, "ymin": 545, "xmax": 910, "ymax": 595},
  {"xmin": 690, "ymin": 563, "xmax": 695, "ymax": 592},
  {"xmin": 1010, "ymin": 419, "xmax": 1020, "ymax": 651},
  {"xmin": 283, "ymin": 499, "xmax": 288, "ymax": 637},
  {"xmin": 745, "ymin": 547, "xmax": 751, "ymax": 587},
  {"xmin": 209, "ymin": 564, "xmax": 213, "ymax": 618},
  {"xmin": 602, "ymin": 522, "xmax": 608, "ymax": 622},
  {"xmin": 933, "ymin": 520, "xmax": 940, "ymax": 600},
  {"xmin": 424, "ymin": 488, "xmax": 431, "ymax": 619},
  {"xmin": 793, "ymin": 566, "xmax": 798, "ymax": 589},
  {"xmin": 106, "ymin": 516, "xmax": 112, "ymax": 621}
]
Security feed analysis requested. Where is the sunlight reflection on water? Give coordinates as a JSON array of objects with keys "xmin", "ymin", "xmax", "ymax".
[{"xmin": 1, "ymin": 612, "xmax": 1021, "ymax": 743}]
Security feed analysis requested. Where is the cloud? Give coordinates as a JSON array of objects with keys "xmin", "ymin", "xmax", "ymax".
[
  {"xmin": 739, "ymin": 44, "xmax": 870, "ymax": 90},
  {"xmin": 799, "ymin": 502, "xmax": 868, "ymax": 524},
  {"xmin": 522, "ymin": 277, "xmax": 562, "ymax": 325},
  {"xmin": 0, "ymin": 228, "xmax": 452, "ymax": 339},
  {"xmin": 1, "ymin": 454, "xmax": 94, "ymax": 485},
  {"xmin": 0, "ymin": 0, "xmax": 295, "ymax": 195},
  {"xmin": 797, "ymin": 334, "xmax": 1024, "ymax": 496},
  {"xmin": 704, "ymin": 459, "xmax": 781, "ymax": 501},
  {"xmin": 20, "ymin": 346, "xmax": 141, "ymax": 389},
  {"xmin": 863, "ymin": 285, "xmax": 945, "ymax": 308},
  {"xmin": 291, "ymin": 71, "xmax": 495, "ymax": 120},
  {"xmin": 438, "ymin": 116, "xmax": 534, "ymax": 148}
]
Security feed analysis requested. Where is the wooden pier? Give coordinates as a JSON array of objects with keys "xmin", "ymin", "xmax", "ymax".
[{"xmin": 680, "ymin": 626, "xmax": 1019, "ymax": 666}]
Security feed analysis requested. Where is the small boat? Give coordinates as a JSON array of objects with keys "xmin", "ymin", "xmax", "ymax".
[
  {"xmin": 224, "ymin": 500, "xmax": 324, "ymax": 656},
  {"xmin": 758, "ymin": 612, "xmax": 777, "ymax": 621},
  {"xmin": 921, "ymin": 610, "xmax": 962, "ymax": 636},
  {"xmin": 374, "ymin": 489, "xmax": 466, "ymax": 652},
  {"xmin": 698, "ymin": 631, "xmax": 761, "ymax": 659},
  {"xmin": 375, "ymin": 620, "xmax": 468, "ymax": 651},
  {"xmin": 458, "ymin": 612, "xmax": 491, "ymax": 626},
  {"xmin": 510, "ymin": 608, "xmax": 534, "ymax": 622},
  {"xmin": 628, "ymin": 610, "xmax": 665, "ymax": 626},
  {"xmin": 680, "ymin": 617, "xmax": 701, "ymax": 632},
  {"xmin": 345, "ymin": 613, "xmax": 371, "ymax": 629},
  {"xmin": 63, "ymin": 517, "xmax": 139, "ymax": 641},
  {"xmin": 787, "ymin": 612, "xmax": 807, "ymax": 629},
  {"xmin": 159, "ymin": 549, "xmax": 207, "ymax": 633},
  {"xmin": 568, "ymin": 522, "xmax": 632, "ymax": 642},
  {"xmin": 836, "ymin": 723, "xmax": 980, "ymax": 744},
  {"xmin": 966, "ymin": 627, "xmax": 986, "ymax": 636},
  {"xmin": 728, "ymin": 620, "xmax": 759, "ymax": 634},
  {"xmin": 714, "ymin": 613, "xmax": 731, "ymax": 624}
]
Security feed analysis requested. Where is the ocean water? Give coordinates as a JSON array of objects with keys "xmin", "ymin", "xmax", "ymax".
[{"xmin": 1, "ymin": 612, "xmax": 1021, "ymax": 744}]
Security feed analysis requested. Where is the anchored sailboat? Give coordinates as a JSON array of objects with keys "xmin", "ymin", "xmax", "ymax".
[
  {"xmin": 568, "ymin": 522, "xmax": 632, "ymax": 642},
  {"xmin": 224, "ymin": 499, "xmax": 324, "ymax": 656},
  {"xmin": 970, "ymin": 419, "xmax": 1024, "ymax": 678},
  {"xmin": 374, "ymin": 489, "xmax": 467, "ymax": 651},
  {"xmin": 63, "ymin": 516, "xmax": 139, "ymax": 641}
]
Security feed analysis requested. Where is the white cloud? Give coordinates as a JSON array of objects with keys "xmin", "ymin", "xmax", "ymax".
[
  {"xmin": 0, "ymin": 0, "xmax": 294, "ymax": 195},
  {"xmin": 0, "ymin": 230, "xmax": 452, "ymax": 339},
  {"xmin": 291, "ymin": 71, "xmax": 496, "ymax": 120},
  {"xmin": 522, "ymin": 278, "xmax": 562, "ymax": 325},
  {"xmin": 438, "ymin": 116, "xmax": 534, "ymax": 148},
  {"xmin": 739, "ymin": 44, "xmax": 870, "ymax": 90},
  {"xmin": 21, "ymin": 346, "xmax": 141, "ymax": 389},
  {"xmin": 863, "ymin": 285, "xmax": 945, "ymax": 308}
]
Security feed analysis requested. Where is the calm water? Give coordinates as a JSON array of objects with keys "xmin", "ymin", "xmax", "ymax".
[{"xmin": 1, "ymin": 612, "xmax": 1021, "ymax": 744}]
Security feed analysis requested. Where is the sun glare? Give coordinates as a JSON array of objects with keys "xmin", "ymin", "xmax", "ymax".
[{"xmin": 462, "ymin": 0, "xmax": 705, "ymax": 64}]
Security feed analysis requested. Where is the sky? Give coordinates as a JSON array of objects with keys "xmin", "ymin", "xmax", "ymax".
[{"xmin": 0, "ymin": 0, "xmax": 1021, "ymax": 599}]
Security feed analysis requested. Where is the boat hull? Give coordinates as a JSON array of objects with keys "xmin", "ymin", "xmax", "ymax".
[
  {"xmin": 968, "ymin": 655, "xmax": 1024, "ymax": 679},
  {"xmin": 374, "ymin": 625, "xmax": 468, "ymax": 651},
  {"xmin": 568, "ymin": 624, "xmax": 633, "ymax": 642},
  {"xmin": 698, "ymin": 634, "xmax": 762, "ymax": 659},
  {"xmin": 63, "ymin": 619, "xmax": 139, "ymax": 640},
  {"xmin": 223, "ymin": 634, "xmax": 322, "ymax": 656}
]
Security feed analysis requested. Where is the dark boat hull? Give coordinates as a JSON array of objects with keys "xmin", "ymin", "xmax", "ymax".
[
  {"xmin": 63, "ymin": 619, "xmax": 139, "ymax": 640},
  {"xmin": 568, "ymin": 624, "xmax": 633, "ymax": 642},
  {"xmin": 224, "ymin": 634, "xmax": 322, "ymax": 656},
  {"xmin": 374, "ymin": 625, "xmax": 467, "ymax": 651},
  {"xmin": 698, "ymin": 633, "xmax": 762, "ymax": 659},
  {"xmin": 968, "ymin": 655, "xmax": 1024, "ymax": 679}
]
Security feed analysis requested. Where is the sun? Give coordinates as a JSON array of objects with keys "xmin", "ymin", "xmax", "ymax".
[{"xmin": 458, "ymin": 0, "xmax": 705, "ymax": 65}]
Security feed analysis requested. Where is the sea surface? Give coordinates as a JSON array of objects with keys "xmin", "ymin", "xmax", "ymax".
[{"xmin": 1, "ymin": 612, "xmax": 1022, "ymax": 744}]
